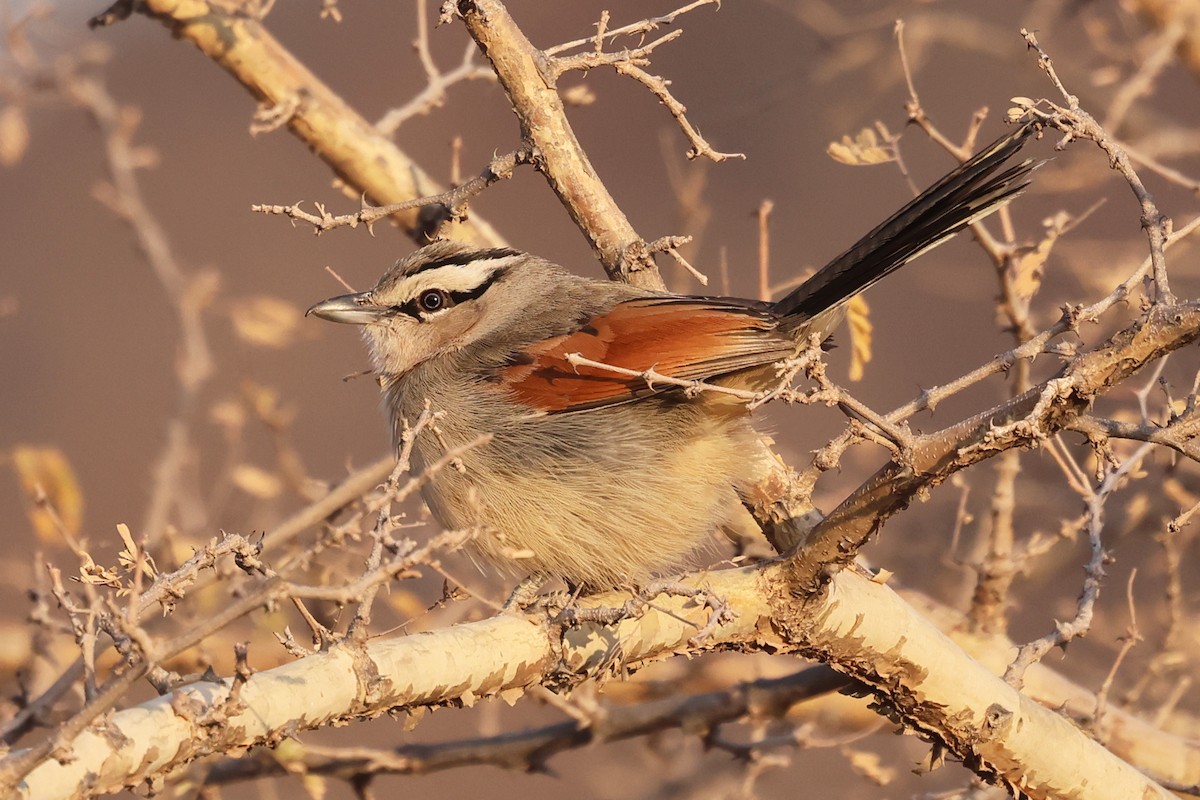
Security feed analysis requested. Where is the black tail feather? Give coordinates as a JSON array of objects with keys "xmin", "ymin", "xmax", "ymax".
[{"xmin": 775, "ymin": 120, "xmax": 1041, "ymax": 326}]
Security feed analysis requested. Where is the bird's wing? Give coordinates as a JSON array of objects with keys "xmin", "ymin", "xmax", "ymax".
[{"xmin": 499, "ymin": 297, "xmax": 795, "ymax": 413}]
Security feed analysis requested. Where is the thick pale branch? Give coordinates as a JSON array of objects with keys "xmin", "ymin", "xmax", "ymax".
[
  {"xmin": 454, "ymin": 0, "xmax": 665, "ymax": 288},
  {"xmin": 0, "ymin": 455, "xmax": 394, "ymax": 748},
  {"xmin": 119, "ymin": 0, "xmax": 505, "ymax": 248},
  {"xmin": 9, "ymin": 566, "xmax": 1173, "ymax": 799},
  {"xmin": 200, "ymin": 666, "xmax": 851, "ymax": 783}
]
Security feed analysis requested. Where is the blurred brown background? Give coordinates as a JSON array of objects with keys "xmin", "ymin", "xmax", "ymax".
[{"xmin": 2, "ymin": 1, "xmax": 1199, "ymax": 797}]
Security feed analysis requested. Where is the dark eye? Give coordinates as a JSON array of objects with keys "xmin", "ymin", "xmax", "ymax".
[{"xmin": 418, "ymin": 289, "xmax": 447, "ymax": 312}]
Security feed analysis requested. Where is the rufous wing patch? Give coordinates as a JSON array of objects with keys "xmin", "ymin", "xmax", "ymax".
[{"xmin": 502, "ymin": 298, "xmax": 794, "ymax": 413}]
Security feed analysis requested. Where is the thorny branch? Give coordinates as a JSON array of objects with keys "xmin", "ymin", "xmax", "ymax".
[
  {"xmin": 92, "ymin": 0, "xmax": 507, "ymax": 248},
  {"xmin": 447, "ymin": 0, "xmax": 732, "ymax": 285},
  {"xmin": 543, "ymin": 0, "xmax": 720, "ymax": 57},
  {"xmin": 254, "ymin": 146, "xmax": 535, "ymax": 237},
  {"xmin": 1003, "ymin": 443, "xmax": 1153, "ymax": 686},
  {"xmin": 0, "ymin": 454, "xmax": 394, "ymax": 746},
  {"xmin": 258, "ymin": 0, "xmax": 732, "ymax": 281},
  {"xmin": 198, "ymin": 665, "xmax": 851, "ymax": 784},
  {"xmin": 786, "ymin": 27, "xmax": 1194, "ymax": 590},
  {"xmin": 5, "ymin": 526, "xmax": 469, "ymax": 794},
  {"xmin": 10, "ymin": 3, "xmax": 1200, "ymax": 798},
  {"xmin": 0, "ymin": 409, "xmax": 482, "ymax": 791},
  {"xmin": 1019, "ymin": 28, "xmax": 1175, "ymax": 305}
]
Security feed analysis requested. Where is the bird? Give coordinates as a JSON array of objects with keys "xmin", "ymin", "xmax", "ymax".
[{"xmin": 307, "ymin": 120, "xmax": 1040, "ymax": 589}]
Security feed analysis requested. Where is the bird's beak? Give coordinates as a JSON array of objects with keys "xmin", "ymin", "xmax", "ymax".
[{"xmin": 305, "ymin": 292, "xmax": 384, "ymax": 325}]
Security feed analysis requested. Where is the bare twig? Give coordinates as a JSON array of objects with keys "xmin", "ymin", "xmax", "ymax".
[
  {"xmin": 113, "ymin": 0, "xmax": 506, "ymax": 248},
  {"xmin": 1020, "ymin": 29, "xmax": 1175, "ymax": 305},
  {"xmin": 254, "ymin": 146, "xmax": 534, "ymax": 237},
  {"xmin": 544, "ymin": 1, "xmax": 720, "ymax": 56},
  {"xmin": 1004, "ymin": 443, "xmax": 1153, "ymax": 685},
  {"xmin": 1093, "ymin": 569, "xmax": 1142, "ymax": 730},
  {"xmin": 375, "ymin": 0, "xmax": 496, "ymax": 135}
]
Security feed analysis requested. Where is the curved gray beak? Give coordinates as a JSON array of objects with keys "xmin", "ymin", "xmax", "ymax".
[{"xmin": 306, "ymin": 292, "xmax": 384, "ymax": 325}]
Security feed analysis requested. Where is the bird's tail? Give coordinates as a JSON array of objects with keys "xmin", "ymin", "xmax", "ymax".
[{"xmin": 775, "ymin": 119, "xmax": 1041, "ymax": 328}]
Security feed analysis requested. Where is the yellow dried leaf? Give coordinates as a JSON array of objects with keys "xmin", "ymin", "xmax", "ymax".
[
  {"xmin": 403, "ymin": 706, "xmax": 427, "ymax": 731},
  {"xmin": 0, "ymin": 621, "xmax": 33, "ymax": 674},
  {"xmin": 277, "ymin": 736, "xmax": 305, "ymax": 755},
  {"xmin": 499, "ymin": 686, "xmax": 526, "ymax": 706},
  {"xmin": 300, "ymin": 773, "xmax": 327, "ymax": 800},
  {"xmin": 846, "ymin": 295, "xmax": 872, "ymax": 381},
  {"xmin": 242, "ymin": 381, "xmax": 297, "ymax": 426},
  {"xmin": 1123, "ymin": 492, "xmax": 1150, "ymax": 528},
  {"xmin": 11, "ymin": 445, "xmax": 84, "ymax": 544},
  {"xmin": 386, "ymin": 589, "xmax": 428, "ymax": 619},
  {"xmin": 185, "ymin": 268, "xmax": 221, "ymax": 313},
  {"xmin": 0, "ymin": 105, "xmax": 29, "ymax": 167},
  {"xmin": 1011, "ymin": 247, "xmax": 1048, "ymax": 299},
  {"xmin": 116, "ymin": 523, "xmax": 156, "ymax": 580},
  {"xmin": 116, "ymin": 521, "xmax": 136, "ymax": 553},
  {"xmin": 232, "ymin": 464, "xmax": 283, "ymax": 499},
  {"xmin": 844, "ymin": 747, "xmax": 897, "ymax": 785},
  {"xmin": 78, "ymin": 553, "xmax": 120, "ymax": 588},
  {"xmin": 209, "ymin": 399, "xmax": 246, "ymax": 431},
  {"xmin": 1012, "ymin": 211, "xmax": 1068, "ymax": 301},
  {"xmin": 562, "ymin": 84, "xmax": 596, "ymax": 107},
  {"xmin": 243, "ymin": 381, "xmax": 281, "ymax": 416},
  {"xmin": 827, "ymin": 128, "xmax": 892, "ymax": 166},
  {"xmin": 231, "ymin": 296, "xmax": 301, "ymax": 348}
]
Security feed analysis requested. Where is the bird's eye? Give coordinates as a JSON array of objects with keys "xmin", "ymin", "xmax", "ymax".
[{"xmin": 418, "ymin": 289, "xmax": 447, "ymax": 312}]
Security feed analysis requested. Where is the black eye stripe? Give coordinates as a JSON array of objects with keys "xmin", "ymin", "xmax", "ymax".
[
  {"xmin": 392, "ymin": 266, "xmax": 510, "ymax": 321},
  {"xmin": 446, "ymin": 272, "xmax": 503, "ymax": 304}
]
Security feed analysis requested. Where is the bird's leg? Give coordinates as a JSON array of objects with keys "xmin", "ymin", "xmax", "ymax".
[{"xmin": 500, "ymin": 573, "xmax": 547, "ymax": 613}]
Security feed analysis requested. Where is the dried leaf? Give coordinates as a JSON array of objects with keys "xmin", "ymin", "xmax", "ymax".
[
  {"xmin": 386, "ymin": 589, "xmax": 428, "ymax": 619},
  {"xmin": 273, "ymin": 738, "xmax": 306, "ymax": 763},
  {"xmin": 300, "ymin": 773, "xmax": 327, "ymax": 800},
  {"xmin": 403, "ymin": 706, "xmax": 427, "ymax": 731},
  {"xmin": 78, "ymin": 553, "xmax": 121, "ymax": 588},
  {"xmin": 185, "ymin": 268, "xmax": 221, "ymax": 313},
  {"xmin": 562, "ymin": 84, "xmax": 596, "ymax": 106},
  {"xmin": 0, "ymin": 105, "xmax": 30, "ymax": 166},
  {"xmin": 846, "ymin": 295, "xmax": 872, "ymax": 381},
  {"xmin": 116, "ymin": 523, "xmax": 156, "ymax": 581},
  {"xmin": 243, "ymin": 382, "xmax": 282, "ymax": 417},
  {"xmin": 0, "ymin": 621, "xmax": 33, "ymax": 673},
  {"xmin": 11, "ymin": 445, "xmax": 84, "ymax": 544},
  {"xmin": 1012, "ymin": 211, "xmax": 1068, "ymax": 301},
  {"xmin": 844, "ymin": 747, "xmax": 897, "ymax": 785},
  {"xmin": 499, "ymin": 686, "xmax": 526, "ymax": 706},
  {"xmin": 209, "ymin": 399, "xmax": 247, "ymax": 432},
  {"xmin": 231, "ymin": 296, "xmax": 302, "ymax": 348},
  {"xmin": 232, "ymin": 464, "xmax": 283, "ymax": 499},
  {"xmin": 116, "ymin": 521, "xmax": 136, "ymax": 554},
  {"xmin": 242, "ymin": 381, "xmax": 296, "ymax": 426},
  {"xmin": 827, "ymin": 128, "xmax": 893, "ymax": 166}
]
